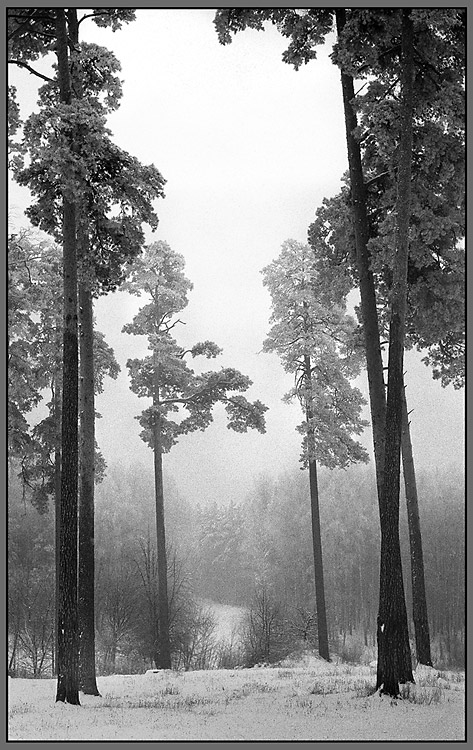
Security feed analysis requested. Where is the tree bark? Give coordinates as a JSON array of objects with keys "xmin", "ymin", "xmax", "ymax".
[
  {"xmin": 376, "ymin": 9, "xmax": 415, "ymax": 696},
  {"xmin": 54, "ymin": 8, "xmax": 80, "ymax": 706},
  {"xmin": 78, "ymin": 277, "xmax": 100, "ymax": 695},
  {"xmin": 401, "ymin": 384, "xmax": 432, "ymax": 666},
  {"xmin": 153, "ymin": 391, "xmax": 172, "ymax": 669},
  {"xmin": 304, "ymin": 355, "xmax": 330, "ymax": 661}
]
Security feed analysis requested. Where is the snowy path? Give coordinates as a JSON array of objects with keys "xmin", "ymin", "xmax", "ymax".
[{"xmin": 8, "ymin": 660, "xmax": 465, "ymax": 741}]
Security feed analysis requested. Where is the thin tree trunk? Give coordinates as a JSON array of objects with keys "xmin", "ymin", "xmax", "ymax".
[
  {"xmin": 78, "ymin": 277, "xmax": 100, "ymax": 695},
  {"xmin": 401, "ymin": 384, "xmax": 432, "ymax": 666},
  {"xmin": 54, "ymin": 8, "xmax": 80, "ymax": 706},
  {"xmin": 335, "ymin": 9, "xmax": 387, "ymax": 502},
  {"xmin": 304, "ymin": 354, "xmax": 330, "ymax": 661},
  {"xmin": 111, "ymin": 643, "xmax": 117, "ymax": 672},
  {"xmin": 376, "ymin": 9, "xmax": 415, "ymax": 696},
  {"xmin": 153, "ymin": 391, "xmax": 172, "ymax": 669},
  {"xmin": 56, "ymin": 196, "xmax": 80, "ymax": 704},
  {"xmin": 53, "ymin": 377, "xmax": 61, "ymax": 677},
  {"xmin": 308, "ymin": 455, "xmax": 330, "ymax": 661}
]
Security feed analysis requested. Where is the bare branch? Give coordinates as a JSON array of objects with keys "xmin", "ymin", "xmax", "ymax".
[
  {"xmin": 164, "ymin": 318, "xmax": 185, "ymax": 333},
  {"xmin": 77, "ymin": 10, "xmax": 119, "ymax": 27},
  {"xmin": 8, "ymin": 60, "xmax": 56, "ymax": 85}
]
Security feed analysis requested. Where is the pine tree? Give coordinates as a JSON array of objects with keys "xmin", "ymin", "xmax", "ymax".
[
  {"xmin": 262, "ymin": 239, "xmax": 369, "ymax": 660},
  {"xmin": 123, "ymin": 240, "xmax": 267, "ymax": 668}
]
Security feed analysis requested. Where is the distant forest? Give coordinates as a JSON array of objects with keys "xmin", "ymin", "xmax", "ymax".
[{"xmin": 8, "ymin": 461, "xmax": 464, "ymax": 677}]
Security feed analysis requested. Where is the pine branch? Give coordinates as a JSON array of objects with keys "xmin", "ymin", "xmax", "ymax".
[
  {"xmin": 365, "ymin": 171, "xmax": 391, "ymax": 189},
  {"xmin": 221, "ymin": 394, "xmax": 256, "ymax": 415},
  {"xmin": 164, "ymin": 318, "xmax": 185, "ymax": 333},
  {"xmin": 7, "ymin": 9, "xmax": 54, "ymax": 41},
  {"xmin": 356, "ymin": 44, "xmax": 402, "ymax": 75},
  {"xmin": 158, "ymin": 377, "xmax": 235, "ymax": 407},
  {"xmin": 413, "ymin": 46, "xmax": 442, "ymax": 91},
  {"xmin": 8, "ymin": 60, "xmax": 56, "ymax": 85},
  {"xmin": 77, "ymin": 11, "xmax": 118, "ymax": 27}
]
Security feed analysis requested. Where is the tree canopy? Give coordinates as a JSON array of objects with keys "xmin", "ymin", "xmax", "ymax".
[
  {"xmin": 123, "ymin": 241, "xmax": 268, "ymax": 451},
  {"xmin": 262, "ymin": 239, "xmax": 368, "ymax": 470}
]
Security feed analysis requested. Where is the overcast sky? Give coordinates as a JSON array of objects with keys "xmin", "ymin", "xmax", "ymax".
[{"xmin": 9, "ymin": 9, "xmax": 464, "ymax": 507}]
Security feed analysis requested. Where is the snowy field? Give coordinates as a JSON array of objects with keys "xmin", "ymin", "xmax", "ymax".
[{"xmin": 8, "ymin": 656, "xmax": 465, "ymax": 741}]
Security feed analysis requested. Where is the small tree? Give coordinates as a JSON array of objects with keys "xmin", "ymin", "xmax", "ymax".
[
  {"xmin": 262, "ymin": 239, "xmax": 369, "ymax": 661},
  {"xmin": 95, "ymin": 562, "xmax": 137, "ymax": 675},
  {"xmin": 123, "ymin": 241, "xmax": 267, "ymax": 668},
  {"xmin": 288, "ymin": 606, "xmax": 318, "ymax": 647},
  {"xmin": 243, "ymin": 585, "xmax": 288, "ymax": 666},
  {"xmin": 173, "ymin": 603, "xmax": 218, "ymax": 672}
]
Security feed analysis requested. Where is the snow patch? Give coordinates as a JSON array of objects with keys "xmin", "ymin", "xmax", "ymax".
[{"xmin": 144, "ymin": 668, "xmax": 174, "ymax": 677}]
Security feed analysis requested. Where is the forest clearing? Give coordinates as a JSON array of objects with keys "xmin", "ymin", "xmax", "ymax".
[{"xmin": 8, "ymin": 657, "xmax": 465, "ymax": 741}]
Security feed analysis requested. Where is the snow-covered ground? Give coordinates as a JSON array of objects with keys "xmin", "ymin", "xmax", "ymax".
[{"xmin": 8, "ymin": 657, "xmax": 465, "ymax": 741}]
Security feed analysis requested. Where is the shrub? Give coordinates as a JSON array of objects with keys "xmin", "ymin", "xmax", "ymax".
[
  {"xmin": 215, "ymin": 640, "xmax": 245, "ymax": 670},
  {"xmin": 240, "ymin": 586, "xmax": 292, "ymax": 667},
  {"xmin": 338, "ymin": 633, "xmax": 365, "ymax": 664},
  {"xmin": 400, "ymin": 682, "xmax": 444, "ymax": 705}
]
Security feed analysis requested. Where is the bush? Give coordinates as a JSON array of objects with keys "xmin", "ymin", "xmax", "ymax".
[
  {"xmin": 337, "ymin": 632, "xmax": 366, "ymax": 664},
  {"xmin": 400, "ymin": 682, "xmax": 444, "ymax": 705},
  {"xmin": 240, "ymin": 586, "xmax": 292, "ymax": 667},
  {"xmin": 172, "ymin": 602, "xmax": 218, "ymax": 671},
  {"xmin": 214, "ymin": 627, "xmax": 246, "ymax": 669}
]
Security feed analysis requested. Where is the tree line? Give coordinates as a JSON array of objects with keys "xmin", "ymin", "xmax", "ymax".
[
  {"xmin": 8, "ymin": 461, "xmax": 464, "ymax": 676},
  {"xmin": 8, "ymin": 8, "xmax": 464, "ymax": 701}
]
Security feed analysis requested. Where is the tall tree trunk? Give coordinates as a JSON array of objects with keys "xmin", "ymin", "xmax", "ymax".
[
  {"xmin": 304, "ymin": 355, "xmax": 330, "ymax": 661},
  {"xmin": 401, "ymin": 384, "xmax": 432, "ymax": 666},
  {"xmin": 335, "ymin": 9, "xmax": 387, "ymax": 502},
  {"xmin": 54, "ymin": 8, "xmax": 80, "ymax": 706},
  {"xmin": 153, "ymin": 392, "xmax": 172, "ymax": 669},
  {"xmin": 62, "ymin": 7, "xmax": 101, "ymax": 696},
  {"xmin": 335, "ymin": 8, "xmax": 414, "ymax": 694},
  {"xmin": 376, "ymin": 9, "xmax": 415, "ymax": 696},
  {"xmin": 78, "ymin": 277, "xmax": 100, "ymax": 695},
  {"xmin": 53, "ymin": 377, "xmax": 61, "ymax": 677}
]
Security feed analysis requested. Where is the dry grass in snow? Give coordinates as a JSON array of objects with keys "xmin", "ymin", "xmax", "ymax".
[{"xmin": 8, "ymin": 656, "xmax": 465, "ymax": 741}]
